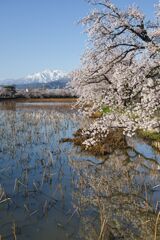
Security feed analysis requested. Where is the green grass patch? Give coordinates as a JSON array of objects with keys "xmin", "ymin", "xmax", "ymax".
[
  {"xmin": 102, "ymin": 106, "xmax": 112, "ymax": 114},
  {"xmin": 137, "ymin": 130, "xmax": 160, "ymax": 141}
]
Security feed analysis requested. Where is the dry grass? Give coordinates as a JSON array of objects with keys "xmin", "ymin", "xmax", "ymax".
[{"xmin": 90, "ymin": 111, "xmax": 103, "ymax": 118}]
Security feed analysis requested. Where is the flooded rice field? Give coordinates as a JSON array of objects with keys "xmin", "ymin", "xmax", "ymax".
[{"xmin": 0, "ymin": 100, "xmax": 160, "ymax": 240}]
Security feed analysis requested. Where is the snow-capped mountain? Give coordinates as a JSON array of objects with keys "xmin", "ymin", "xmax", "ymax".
[
  {"xmin": 0, "ymin": 70, "xmax": 70, "ymax": 89},
  {"xmin": 24, "ymin": 69, "xmax": 68, "ymax": 84}
]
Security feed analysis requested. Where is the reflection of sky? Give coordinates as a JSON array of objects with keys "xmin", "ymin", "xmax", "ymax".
[
  {"xmin": 135, "ymin": 140, "xmax": 160, "ymax": 163},
  {"xmin": 127, "ymin": 136, "xmax": 160, "ymax": 163},
  {"xmin": 0, "ymin": 104, "xmax": 81, "ymax": 239}
]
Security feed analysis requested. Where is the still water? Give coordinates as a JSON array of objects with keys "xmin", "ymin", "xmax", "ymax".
[{"xmin": 0, "ymin": 100, "xmax": 160, "ymax": 240}]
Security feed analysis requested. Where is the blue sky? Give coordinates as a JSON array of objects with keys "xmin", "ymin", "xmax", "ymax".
[{"xmin": 0, "ymin": 0, "xmax": 157, "ymax": 80}]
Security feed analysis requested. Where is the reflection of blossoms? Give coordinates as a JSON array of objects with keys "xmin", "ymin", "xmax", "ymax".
[
  {"xmin": 70, "ymin": 0, "xmax": 160, "ymax": 147},
  {"xmin": 70, "ymin": 148, "xmax": 160, "ymax": 239}
]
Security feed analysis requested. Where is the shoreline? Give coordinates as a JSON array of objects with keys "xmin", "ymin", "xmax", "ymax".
[{"xmin": 0, "ymin": 97, "xmax": 77, "ymax": 103}]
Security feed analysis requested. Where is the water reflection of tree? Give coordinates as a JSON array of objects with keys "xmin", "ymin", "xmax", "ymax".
[{"xmin": 70, "ymin": 149, "xmax": 160, "ymax": 240}]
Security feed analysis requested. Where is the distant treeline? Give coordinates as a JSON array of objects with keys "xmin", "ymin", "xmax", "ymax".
[{"xmin": 0, "ymin": 86, "xmax": 77, "ymax": 99}]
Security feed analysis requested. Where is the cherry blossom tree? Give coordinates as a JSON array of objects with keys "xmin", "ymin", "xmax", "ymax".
[{"xmin": 71, "ymin": 0, "xmax": 160, "ymax": 146}]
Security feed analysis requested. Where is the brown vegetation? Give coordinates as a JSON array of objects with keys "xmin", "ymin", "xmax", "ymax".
[{"xmin": 61, "ymin": 128, "xmax": 127, "ymax": 156}]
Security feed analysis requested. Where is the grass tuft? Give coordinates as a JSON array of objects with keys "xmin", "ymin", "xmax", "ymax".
[
  {"xmin": 102, "ymin": 106, "xmax": 112, "ymax": 114},
  {"xmin": 137, "ymin": 130, "xmax": 160, "ymax": 141}
]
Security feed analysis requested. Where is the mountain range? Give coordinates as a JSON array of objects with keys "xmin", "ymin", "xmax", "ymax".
[{"xmin": 0, "ymin": 69, "xmax": 70, "ymax": 89}]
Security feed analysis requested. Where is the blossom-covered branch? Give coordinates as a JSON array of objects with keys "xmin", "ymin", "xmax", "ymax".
[{"xmin": 70, "ymin": 0, "xmax": 160, "ymax": 147}]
